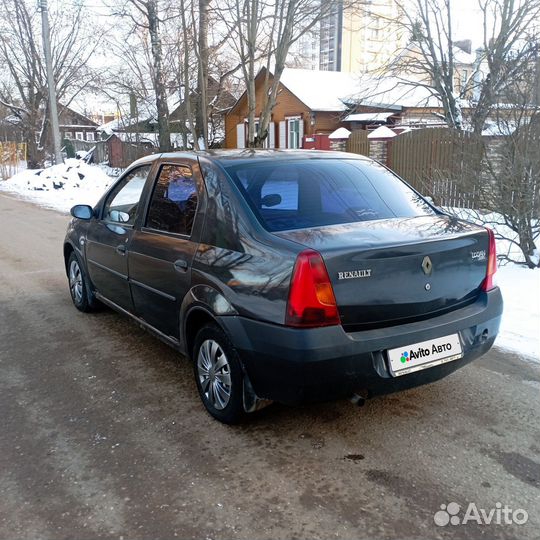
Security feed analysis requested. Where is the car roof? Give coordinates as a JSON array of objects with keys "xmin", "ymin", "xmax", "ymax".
[{"xmin": 154, "ymin": 149, "xmax": 373, "ymax": 166}]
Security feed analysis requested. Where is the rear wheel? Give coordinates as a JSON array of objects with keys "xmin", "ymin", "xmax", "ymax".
[
  {"xmin": 67, "ymin": 252, "xmax": 96, "ymax": 312},
  {"xmin": 193, "ymin": 324, "xmax": 246, "ymax": 424}
]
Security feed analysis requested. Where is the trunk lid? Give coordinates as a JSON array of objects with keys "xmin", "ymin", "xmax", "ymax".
[{"xmin": 276, "ymin": 215, "xmax": 490, "ymax": 331}]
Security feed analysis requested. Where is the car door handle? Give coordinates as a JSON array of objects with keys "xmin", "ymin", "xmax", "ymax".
[
  {"xmin": 116, "ymin": 244, "xmax": 127, "ymax": 255},
  {"xmin": 173, "ymin": 259, "xmax": 188, "ymax": 272}
]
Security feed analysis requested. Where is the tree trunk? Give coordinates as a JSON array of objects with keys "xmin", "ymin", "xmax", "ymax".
[
  {"xmin": 195, "ymin": 0, "xmax": 209, "ymax": 148},
  {"xmin": 147, "ymin": 0, "xmax": 171, "ymax": 152},
  {"xmin": 253, "ymin": 0, "xmax": 295, "ymax": 147},
  {"xmin": 517, "ymin": 221, "xmax": 539, "ymax": 268},
  {"xmin": 179, "ymin": 0, "xmax": 198, "ymax": 148},
  {"xmin": 24, "ymin": 124, "xmax": 42, "ymax": 169}
]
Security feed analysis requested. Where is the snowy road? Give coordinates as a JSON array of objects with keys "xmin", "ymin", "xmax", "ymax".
[{"xmin": 0, "ymin": 193, "xmax": 539, "ymax": 540}]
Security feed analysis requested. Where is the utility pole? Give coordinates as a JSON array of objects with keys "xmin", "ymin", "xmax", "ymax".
[
  {"xmin": 535, "ymin": 43, "xmax": 540, "ymax": 107},
  {"xmin": 38, "ymin": 0, "xmax": 63, "ymax": 164}
]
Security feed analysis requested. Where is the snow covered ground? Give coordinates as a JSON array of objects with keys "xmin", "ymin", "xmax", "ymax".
[
  {"xmin": 495, "ymin": 265, "xmax": 539, "ymax": 361},
  {"xmin": 1, "ymin": 160, "xmax": 539, "ymax": 362}
]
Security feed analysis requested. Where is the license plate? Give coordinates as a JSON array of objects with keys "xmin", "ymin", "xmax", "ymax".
[{"xmin": 387, "ymin": 333, "xmax": 463, "ymax": 377}]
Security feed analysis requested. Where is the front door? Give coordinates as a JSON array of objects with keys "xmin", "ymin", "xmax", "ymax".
[
  {"xmin": 129, "ymin": 162, "xmax": 202, "ymax": 338},
  {"xmin": 85, "ymin": 164, "xmax": 151, "ymax": 312}
]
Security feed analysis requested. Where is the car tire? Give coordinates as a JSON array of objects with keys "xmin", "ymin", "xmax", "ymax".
[
  {"xmin": 67, "ymin": 251, "xmax": 97, "ymax": 313},
  {"xmin": 193, "ymin": 323, "xmax": 247, "ymax": 424}
]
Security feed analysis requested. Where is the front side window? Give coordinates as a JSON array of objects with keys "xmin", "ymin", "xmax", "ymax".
[
  {"xmin": 103, "ymin": 165, "xmax": 151, "ymax": 225},
  {"xmin": 146, "ymin": 164, "xmax": 198, "ymax": 236},
  {"xmin": 225, "ymin": 159, "xmax": 435, "ymax": 232}
]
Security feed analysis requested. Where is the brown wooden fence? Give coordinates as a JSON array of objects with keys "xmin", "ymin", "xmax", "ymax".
[
  {"xmin": 389, "ymin": 128, "xmax": 484, "ymax": 207},
  {"xmin": 0, "ymin": 142, "xmax": 27, "ymax": 180},
  {"xmin": 68, "ymin": 136, "xmax": 156, "ymax": 168},
  {"xmin": 346, "ymin": 130, "xmax": 369, "ymax": 156}
]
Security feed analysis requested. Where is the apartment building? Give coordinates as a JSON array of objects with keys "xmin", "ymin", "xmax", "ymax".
[{"xmin": 319, "ymin": 0, "xmax": 406, "ymax": 73}]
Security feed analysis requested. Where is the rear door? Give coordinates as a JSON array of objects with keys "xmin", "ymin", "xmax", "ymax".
[
  {"xmin": 86, "ymin": 164, "xmax": 151, "ymax": 311},
  {"xmin": 128, "ymin": 161, "xmax": 204, "ymax": 339}
]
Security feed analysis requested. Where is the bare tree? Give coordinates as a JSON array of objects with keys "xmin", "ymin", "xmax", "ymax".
[
  {"xmin": 106, "ymin": 0, "xmax": 238, "ymax": 150},
  {"xmin": 0, "ymin": 0, "xmax": 100, "ymax": 167},
  {"xmin": 113, "ymin": 0, "xmax": 173, "ymax": 151},
  {"xmin": 391, "ymin": 0, "xmax": 465, "ymax": 129},
  {"xmin": 220, "ymin": 0, "xmax": 347, "ymax": 148},
  {"xmin": 477, "ymin": 79, "xmax": 540, "ymax": 268},
  {"xmin": 385, "ymin": 0, "xmax": 540, "ymax": 132},
  {"xmin": 472, "ymin": 0, "xmax": 540, "ymax": 133}
]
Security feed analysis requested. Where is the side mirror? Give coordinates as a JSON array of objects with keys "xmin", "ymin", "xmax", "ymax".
[{"xmin": 70, "ymin": 204, "xmax": 94, "ymax": 220}]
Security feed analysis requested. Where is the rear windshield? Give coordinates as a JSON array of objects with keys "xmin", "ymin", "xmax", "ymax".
[{"xmin": 224, "ymin": 159, "xmax": 435, "ymax": 232}]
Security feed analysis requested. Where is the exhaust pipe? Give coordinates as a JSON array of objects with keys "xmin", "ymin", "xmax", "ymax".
[{"xmin": 350, "ymin": 391, "xmax": 368, "ymax": 407}]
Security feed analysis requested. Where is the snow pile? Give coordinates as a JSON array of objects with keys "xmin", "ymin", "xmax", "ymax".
[{"xmin": 0, "ymin": 159, "xmax": 115, "ymax": 212}]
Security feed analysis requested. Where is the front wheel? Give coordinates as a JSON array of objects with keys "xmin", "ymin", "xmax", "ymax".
[
  {"xmin": 193, "ymin": 324, "xmax": 247, "ymax": 424},
  {"xmin": 67, "ymin": 252, "xmax": 96, "ymax": 312}
]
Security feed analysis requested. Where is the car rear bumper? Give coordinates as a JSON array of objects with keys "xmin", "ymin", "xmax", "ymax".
[{"xmin": 218, "ymin": 288, "xmax": 503, "ymax": 405}]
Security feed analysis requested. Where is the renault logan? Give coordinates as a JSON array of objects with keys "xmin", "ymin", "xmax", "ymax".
[{"xmin": 64, "ymin": 150, "xmax": 503, "ymax": 423}]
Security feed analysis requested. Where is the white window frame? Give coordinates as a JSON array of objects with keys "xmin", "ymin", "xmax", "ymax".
[
  {"xmin": 86, "ymin": 131, "xmax": 95, "ymax": 142},
  {"xmin": 75, "ymin": 132, "xmax": 84, "ymax": 140},
  {"xmin": 64, "ymin": 131, "xmax": 73, "ymax": 140},
  {"xmin": 286, "ymin": 116, "xmax": 302, "ymax": 149}
]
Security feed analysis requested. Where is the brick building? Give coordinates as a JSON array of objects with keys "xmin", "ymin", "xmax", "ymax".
[{"xmin": 224, "ymin": 68, "xmax": 360, "ymax": 150}]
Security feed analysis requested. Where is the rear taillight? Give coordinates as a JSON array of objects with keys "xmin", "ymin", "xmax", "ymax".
[
  {"xmin": 285, "ymin": 249, "xmax": 340, "ymax": 327},
  {"xmin": 482, "ymin": 227, "xmax": 497, "ymax": 291}
]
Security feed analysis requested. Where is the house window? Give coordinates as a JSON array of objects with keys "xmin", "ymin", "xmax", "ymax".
[
  {"xmin": 287, "ymin": 118, "xmax": 301, "ymax": 149},
  {"xmin": 64, "ymin": 132, "xmax": 73, "ymax": 140},
  {"xmin": 86, "ymin": 132, "xmax": 95, "ymax": 142},
  {"xmin": 461, "ymin": 69, "xmax": 468, "ymax": 88},
  {"xmin": 254, "ymin": 120, "xmax": 271, "ymax": 149},
  {"xmin": 75, "ymin": 132, "xmax": 84, "ymax": 140}
]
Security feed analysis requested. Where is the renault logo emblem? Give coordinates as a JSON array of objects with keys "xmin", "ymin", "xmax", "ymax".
[{"xmin": 422, "ymin": 256, "xmax": 433, "ymax": 275}]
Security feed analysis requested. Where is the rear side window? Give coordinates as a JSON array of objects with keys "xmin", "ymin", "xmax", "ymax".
[
  {"xmin": 224, "ymin": 159, "xmax": 435, "ymax": 231},
  {"xmin": 146, "ymin": 164, "xmax": 198, "ymax": 235}
]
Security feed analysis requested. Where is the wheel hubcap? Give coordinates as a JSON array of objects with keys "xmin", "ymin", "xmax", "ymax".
[
  {"xmin": 69, "ymin": 260, "xmax": 83, "ymax": 303},
  {"xmin": 197, "ymin": 339, "xmax": 232, "ymax": 410}
]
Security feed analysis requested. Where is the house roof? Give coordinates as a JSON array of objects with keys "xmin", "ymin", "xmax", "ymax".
[
  {"xmin": 348, "ymin": 76, "xmax": 442, "ymax": 109},
  {"xmin": 57, "ymin": 105, "xmax": 99, "ymax": 127},
  {"xmin": 228, "ymin": 68, "xmax": 447, "ymax": 117},
  {"xmin": 279, "ymin": 68, "xmax": 360, "ymax": 111},
  {"xmin": 98, "ymin": 116, "xmax": 141, "ymax": 134}
]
